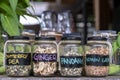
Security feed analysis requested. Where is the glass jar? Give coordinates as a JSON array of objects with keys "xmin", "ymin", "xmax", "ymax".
[
  {"xmin": 33, "ymin": 37, "xmax": 57, "ymax": 76},
  {"xmin": 40, "ymin": 11, "xmax": 56, "ymax": 32},
  {"xmin": 58, "ymin": 34, "xmax": 83, "ymax": 76},
  {"xmin": 57, "ymin": 10, "xmax": 74, "ymax": 34},
  {"xmin": 85, "ymin": 37, "xmax": 111, "ymax": 76},
  {"xmin": 93, "ymin": 30, "xmax": 118, "ymax": 75},
  {"xmin": 4, "ymin": 36, "xmax": 31, "ymax": 76},
  {"xmin": 110, "ymin": 32, "xmax": 120, "ymax": 75}
]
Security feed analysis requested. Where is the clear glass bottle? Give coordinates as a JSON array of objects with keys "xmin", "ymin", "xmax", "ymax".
[
  {"xmin": 85, "ymin": 37, "xmax": 111, "ymax": 76},
  {"xmin": 58, "ymin": 33, "xmax": 83, "ymax": 76},
  {"xmin": 33, "ymin": 37, "xmax": 57, "ymax": 76},
  {"xmin": 4, "ymin": 36, "xmax": 32, "ymax": 76}
]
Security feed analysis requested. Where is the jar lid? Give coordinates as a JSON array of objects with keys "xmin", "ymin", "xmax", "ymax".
[
  {"xmin": 8, "ymin": 36, "xmax": 29, "ymax": 40},
  {"xmin": 88, "ymin": 36, "xmax": 107, "ymax": 41},
  {"xmin": 95, "ymin": 30, "xmax": 116, "ymax": 34},
  {"xmin": 62, "ymin": 33, "xmax": 81, "ymax": 40},
  {"xmin": 21, "ymin": 29, "xmax": 35, "ymax": 36},
  {"xmin": 35, "ymin": 37, "xmax": 55, "ymax": 40},
  {"xmin": 93, "ymin": 30, "xmax": 117, "ymax": 37}
]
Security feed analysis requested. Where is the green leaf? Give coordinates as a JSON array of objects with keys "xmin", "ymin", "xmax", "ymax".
[
  {"xmin": 18, "ymin": 22, "xmax": 23, "ymax": 30},
  {"xmin": 1, "ymin": 14, "xmax": 20, "ymax": 36},
  {"xmin": 16, "ymin": 7, "xmax": 27, "ymax": 16},
  {"xmin": 109, "ymin": 64, "xmax": 120, "ymax": 75},
  {"xmin": 0, "ymin": 1, "xmax": 19, "ymax": 22},
  {"xmin": 117, "ymin": 33, "xmax": 120, "ymax": 47},
  {"xmin": 7, "ymin": 44, "xmax": 15, "ymax": 53},
  {"xmin": 0, "ymin": 52, "xmax": 3, "ymax": 66},
  {"xmin": 78, "ymin": 46, "xmax": 83, "ymax": 54},
  {"xmin": 112, "ymin": 41, "xmax": 119, "ymax": 54},
  {"xmin": 9, "ymin": 0, "xmax": 18, "ymax": 11},
  {"xmin": 18, "ymin": 0, "xmax": 30, "ymax": 8},
  {"xmin": 0, "ymin": 66, "xmax": 5, "ymax": 74},
  {"xmin": 0, "ymin": 0, "xmax": 31, "ymax": 37},
  {"xmin": 25, "ymin": 0, "xmax": 30, "ymax": 6},
  {"xmin": 0, "ymin": 2, "xmax": 13, "ymax": 15}
]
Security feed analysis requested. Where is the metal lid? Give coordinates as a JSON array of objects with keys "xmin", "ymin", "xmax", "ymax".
[
  {"xmin": 88, "ymin": 36, "xmax": 107, "ymax": 41},
  {"xmin": 62, "ymin": 33, "xmax": 81, "ymax": 40},
  {"xmin": 8, "ymin": 36, "xmax": 29, "ymax": 40},
  {"xmin": 35, "ymin": 37, "xmax": 55, "ymax": 40},
  {"xmin": 93, "ymin": 30, "xmax": 117, "ymax": 37}
]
